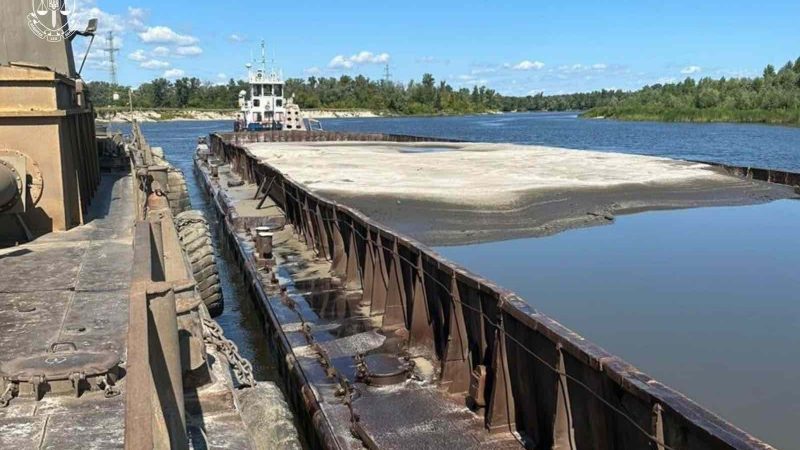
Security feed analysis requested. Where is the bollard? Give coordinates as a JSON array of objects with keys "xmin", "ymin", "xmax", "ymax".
[{"xmin": 255, "ymin": 230, "xmax": 274, "ymax": 258}]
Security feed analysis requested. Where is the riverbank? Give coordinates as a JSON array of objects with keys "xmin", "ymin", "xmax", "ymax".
[
  {"xmin": 96, "ymin": 109, "xmax": 382, "ymax": 122},
  {"xmin": 96, "ymin": 108, "xmax": 510, "ymax": 123},
  {"xmin": 584, "ymin": 106, "xmax": 800, "ymax": 126}
]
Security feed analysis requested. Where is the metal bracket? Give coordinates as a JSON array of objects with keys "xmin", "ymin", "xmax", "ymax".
[
  {"xmin": 69, "ymin": 371, "xmax": 86, "ymax": 398},
  {"xmin": 29, "ymin": 375, "xmax": 45, "ymax": 401}
]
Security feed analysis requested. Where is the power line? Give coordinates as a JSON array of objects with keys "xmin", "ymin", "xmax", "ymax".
[
  {"xmin": 102, "ymin": 31, "xmax": 119, "ymax": 86},
  {"xmin": 383, "ymin": 63, "xmax": 392, "ymax": 83}
]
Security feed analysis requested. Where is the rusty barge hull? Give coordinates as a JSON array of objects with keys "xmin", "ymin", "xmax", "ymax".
[{"xmin": 197, "ymin": 130, "xmax": 785, "ymax": 450}]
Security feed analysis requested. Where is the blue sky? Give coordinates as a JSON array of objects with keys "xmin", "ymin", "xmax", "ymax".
[{"xmin": 69, "ymin": 0, "xmax": 800, "ymax": 95}]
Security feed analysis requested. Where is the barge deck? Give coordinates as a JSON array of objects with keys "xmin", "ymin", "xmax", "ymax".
[{"xmin": 0, "ymin": 172, "xmax": 133, "ymax": 448}]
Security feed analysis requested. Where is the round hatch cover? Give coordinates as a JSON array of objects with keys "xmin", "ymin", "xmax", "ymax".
[
  {"xmin": 0, "ymin": 346, "xmax": 119, "ymax": 381},
  {"xmin": 354, "ymin": 353, "xmax": 415, "ymax": 386}
]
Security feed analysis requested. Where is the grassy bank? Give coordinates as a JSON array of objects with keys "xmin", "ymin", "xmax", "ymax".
[{"xmin": 583, "ymin": 106, "xmax": 800, "ymax": 126}]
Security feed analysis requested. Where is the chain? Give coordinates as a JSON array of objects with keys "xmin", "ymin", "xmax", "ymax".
[{"xmin": 202, "ymin": 317, "xmax": 256, "ymax": 388}]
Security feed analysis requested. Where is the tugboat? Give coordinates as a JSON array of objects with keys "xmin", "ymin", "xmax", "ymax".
[{"xmin": 235, "ymin": 41, "xmax": 320, "ymax": 132}]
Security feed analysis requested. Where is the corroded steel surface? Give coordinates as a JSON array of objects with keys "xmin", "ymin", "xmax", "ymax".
[
  {"xmin": 197, "ymin": 158, "xmax": 521, "ymax": 449},
  {"xmin": 0, "ymin": 172, "xmax": 134, "ymax": 448},
  {"xmin": 202, "ymin": 130, "xmax": 783, "ymax": 450}
]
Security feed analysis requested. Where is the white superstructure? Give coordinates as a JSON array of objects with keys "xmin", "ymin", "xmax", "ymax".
[
  {"xmin": 235, "ymin": 41, "xmax": 321, "ymax": 132},
  {"xmin": 237, "ymin": 41, "xmax": 287, "ymax": 129}
]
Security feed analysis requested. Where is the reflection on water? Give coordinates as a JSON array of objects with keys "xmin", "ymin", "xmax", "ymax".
[{"xmin": 436, "ymin": 200, "xmax": 800, "ymax": 449}]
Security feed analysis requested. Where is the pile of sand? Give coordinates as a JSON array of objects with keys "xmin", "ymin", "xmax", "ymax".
[{"xmin": 246, "ymin": 141, "xmax": 733, "ymax": 206}]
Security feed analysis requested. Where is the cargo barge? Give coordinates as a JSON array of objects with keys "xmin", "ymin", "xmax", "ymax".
[
  {"xmin": 196, "ymin": 130, "xmax": 796, "ymax": 449},
  {"xmin": 0, "ymin": 3, "xmax": 299, "ymax": 447}
]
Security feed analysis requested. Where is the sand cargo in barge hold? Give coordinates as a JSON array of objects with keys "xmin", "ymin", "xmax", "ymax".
[{"xmin": 197, "ymin": 130, "xmax": 798, "ymax": 449}]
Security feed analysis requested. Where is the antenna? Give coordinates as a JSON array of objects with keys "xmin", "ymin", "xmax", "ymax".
[
  {"xmin": 102, "ymin": 31, "xmax": 120, "ymax": 86},
  {"xmin": 260, "ymin": 39, "xmax": 267, "ymax": 72}
]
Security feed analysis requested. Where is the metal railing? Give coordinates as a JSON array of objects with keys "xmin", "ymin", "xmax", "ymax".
[{"xmin": 210, "ymin": 130, "xmax": 782, "ymax": 450}]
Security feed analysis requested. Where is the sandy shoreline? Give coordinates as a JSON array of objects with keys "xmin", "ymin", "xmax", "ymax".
[{"xmin": 97, "ymin": 109, "xmax": 380, "ymax": 123}]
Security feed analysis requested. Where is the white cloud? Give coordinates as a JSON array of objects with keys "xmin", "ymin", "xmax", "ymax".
[
  {"xmin": 217, "ymin": 73, "xmax": 228, "ymax": 79},
  {"xmin": 138, "ymin": 26, "xmax": 198, "ymax": 46},
  {"xmin": 512, "ymin": 60, "xmax": 545, "ymax": 71},
  {"xmin": 329, "ymin": 51, "xmax": 390, "ymax": 69},
  {"xmin": 128, "ymin": 50, "xmax": 147, "ymax": 62},
  {"xmin": 228, "ymin": 34, "xmax": 246, "ymax": 42},
  {"xmin": 471, "ymin": 67, "xmax": 497, "ymax": 75},
  {"xmin": 417, "ymin": 56, "xmax": 450, "ymax": 65},
  {"xmin": 127, "ymin": 6, "xmax": 147, "ymax": 31},
  {"xmin": 561, "ymin": 64, "xmax": 583, "ymax": 71},
  {"xmin": 454, "ymin": 74, "xmax": 487, "ymax": 86},
  {"xmin": 174, "ymin": 46, "xmax": 203, "ymax": 56},
  {"xmin": 152, "ymin": 46, "xmax": 170, "ymax": 57},
  {"xmin": 164, "ymin": 68, "xmax": 185, "ymax": 79},
  {"xmin": 655, "ymin": 76, "xmax": 678, "ymax": 84},
  {"xmin": 328, "ymin": 56, "xmax": 353, "ymax": 69},
  {"xmin": 555, "ymin": 63, "xmax": 614, "ymax": 74},
  {"xmin": 140, "ymin": 59, "xmax": 170, "ymax": 70},
  {"xmin": 70, "ymin": 0, "xmax": 126, "ymax": 35},
  {"xmin": 681, "ymin": 65, "xmax": 702, "ymax": 74}
]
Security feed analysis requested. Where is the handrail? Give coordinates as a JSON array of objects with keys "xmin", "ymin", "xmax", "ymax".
[{"xmin": 210, "ymin": 130, "xmax": 780, "ymax": 450}]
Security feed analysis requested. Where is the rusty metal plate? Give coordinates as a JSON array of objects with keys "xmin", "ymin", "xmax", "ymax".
[{"xmin": 0, "ymin": 344, "xmax": 119, "ymax": 381}]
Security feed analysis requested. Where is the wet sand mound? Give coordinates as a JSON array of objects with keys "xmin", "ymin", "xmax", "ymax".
[{"xmin": 246, "ymin": 141, "xmax": 797, "ymax": 245}]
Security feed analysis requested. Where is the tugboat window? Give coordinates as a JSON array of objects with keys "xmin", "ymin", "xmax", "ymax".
[
  {"xmin": 254, "ymin": 85, "xmax": 262, "ymax": 96},
  {"xmin": 264, "ymin": 84, "xmax": 273, "ymax": 95},
  {"xmin": 275, "ymin": 85, "xmax": 283, "ymax": 96},
  {"xmin": 276, "ymin": 99, "xmax": 283, "ymax": 107},
  {"xmin": 253, "ymin": 99, "xmax": 260, "ymax": 107}
]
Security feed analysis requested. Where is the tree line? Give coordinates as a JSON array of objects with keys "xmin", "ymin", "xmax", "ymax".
[
  {"xmin": 89, "ymin": 78, "xmax": 250, "ymax": 110},
  {"xmin": 89, "ymin": 73, "xmax": 501, "ymax": 115},
  {"xmin": 582, "ymin": 57, "xmax": 800, "ymax": 125},
  {"xmin": 89, "ymin": 56, "xmax": 800, "ymax": 125}
]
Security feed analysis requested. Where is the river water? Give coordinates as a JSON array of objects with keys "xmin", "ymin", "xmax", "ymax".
[{"xmin": 118, "ymin": 113, "xmax": 800, "ymax": 448}]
